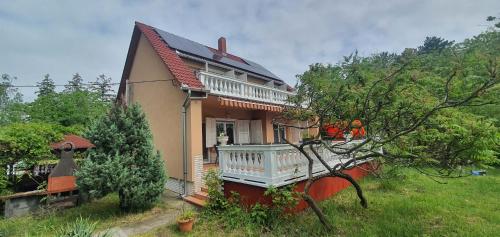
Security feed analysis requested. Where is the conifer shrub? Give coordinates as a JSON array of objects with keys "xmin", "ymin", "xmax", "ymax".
[{"xmin": 77, "ymin": 104, "xmax": 167, "ymax": 211}]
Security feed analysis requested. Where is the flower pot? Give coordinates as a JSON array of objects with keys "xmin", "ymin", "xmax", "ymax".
[
  {"xmin": 177, "ymin": 218, "xmax": 194, "ymax": 232},
  {"xmin": 217, "ymin": 136, "xmax": 229, "ymax": 145}
]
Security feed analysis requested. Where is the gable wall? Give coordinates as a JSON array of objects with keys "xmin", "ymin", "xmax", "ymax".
[{"xmin": 128, "ymin": 34, "xmax": 190, "ymax": 181}]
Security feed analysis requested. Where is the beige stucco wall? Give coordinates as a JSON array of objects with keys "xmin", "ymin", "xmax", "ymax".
[
  {"xmin": 127, "ymin": 34, "xmax": 201, "ymax": 182},
  {"xmin": 188, "ymin": 99, "xmax": 203, "ymax": 181},
  {"xmin": 253, "ymin": 110, "xmax": 276, "ymax": 144}
]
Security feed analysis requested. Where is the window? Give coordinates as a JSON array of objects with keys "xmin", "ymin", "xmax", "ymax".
[
  {"xmin": 273, "ymin": 124, "xmax": 286, "ymax": 144},
  {"xmin": 216, "ymin": 121, "xmax": 235, "ymax": 145}
]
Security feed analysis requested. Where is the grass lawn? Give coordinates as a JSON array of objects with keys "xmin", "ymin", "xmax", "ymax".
[
  {"xmin": 0, "ymin": 193, "xmax": 179, "ymax": 237},
  {"xmin": 1, "ymin": 168, "xmax": 498, "ymax": 236},
  {"xmin": 142, "ymin": 168, "xmax": 500, "ymax": 237}
]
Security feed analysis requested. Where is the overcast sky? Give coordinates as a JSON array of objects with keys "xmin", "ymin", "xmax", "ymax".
[{"xmin": 1, "ymin": 0, "xmax": 498, "ymax": 101}]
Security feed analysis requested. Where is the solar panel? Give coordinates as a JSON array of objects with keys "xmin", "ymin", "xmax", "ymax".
[
  {"xmin": 155, "ymin": 29, "xmax": 213, "ymax": 59},
  {"xmin": 154, "ymin": 27, "xmax": 281, "ymax": 81}
]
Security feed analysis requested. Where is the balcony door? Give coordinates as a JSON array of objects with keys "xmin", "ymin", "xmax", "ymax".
[{"xmin": 216, "ymin": 121, "xmax": 235, "ymax": 145}]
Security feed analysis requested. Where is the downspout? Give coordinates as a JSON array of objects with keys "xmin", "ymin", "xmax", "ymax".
[{"xmin": 181, "ymin": 89, "xmax": 191, "ymax": 196}]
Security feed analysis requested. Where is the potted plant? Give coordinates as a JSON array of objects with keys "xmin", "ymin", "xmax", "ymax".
[
  {"xmin": 217, "ymin": 132, "xmax": 229, "ymax": 145},
  {"xmin": 177, "ymin": 209, "xmax": 195, "ymax": 232},
  {"xmin": 301, "ymin": 131, "xmax": 312, "ymax": 142},
  {"xmin": 350, "ymin": 119, "xmax": 366, "ymax": 139}
]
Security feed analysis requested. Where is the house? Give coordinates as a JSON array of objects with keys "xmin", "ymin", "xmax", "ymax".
[{"xmin": 117, "ymin": 22, "xmax": 374, "ymax": 208}]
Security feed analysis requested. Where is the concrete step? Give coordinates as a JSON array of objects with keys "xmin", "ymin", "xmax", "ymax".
[
  {"xmin": 194, "ymin": 191, "xmax": 208, "ymax": 200},
  {"xmin": 183, "ymin": 195, "xmax": 206, "ymax": 207}
]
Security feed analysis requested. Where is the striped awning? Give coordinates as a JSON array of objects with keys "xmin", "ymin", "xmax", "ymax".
[{"xmin": 218, "ymin": 97, "xmax": 283, "ymax": 112}]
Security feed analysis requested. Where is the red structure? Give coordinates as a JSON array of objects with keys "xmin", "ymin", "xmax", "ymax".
[
  {"xmin": 223, "ymin": 162, "xmax": 376, "ymax": 211},
  {"xmin": 47, "ymin": 176, "xmax": 77, "ymax": 194},
  {"xmin": 50, "ymin": 134, "xmax": 95, "ymax": 150},
  {"xmin": 47, "ymin": 135, "xmax": 94, "ymax": 194}
]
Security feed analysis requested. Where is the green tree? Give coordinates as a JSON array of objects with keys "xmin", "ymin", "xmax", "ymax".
[
  {"xmin": 77, "ymin": 104, "xmax": 167, "ymax": 211},
  {"xmin": 64, "ymin": 73, "xmax": 85, "ymax": 93},
  {"xmin": 487, "ymin": 15, "xmax": 500, "ymax": 28},
  {"xmin": 417, "ymin": 36, "xmax": 454, "ymax": 54},
  {"xmin": 389, "ymin": 109, "xmax": 499, "ymax": 171},
  {"xmin": 90, "ymin": 74, "xmax": 115, "ymax": 102},
  {"xmin": 0, "ymin": 74, "xmax": 24, "ymax": 125},
  {"xmin": 460, "ymin": 30, "xmax": 500, "ymax": 125},
  {"xmin": 36, "ymin": 74, "xmax": 56, "ymax": 96},
  {"xmin": 28, "ymin": 90, "xmax": 108, "ymax": 127},
  {"xmin": 280, "ymin": 29, "xmax": 499, "ymax": 229}
]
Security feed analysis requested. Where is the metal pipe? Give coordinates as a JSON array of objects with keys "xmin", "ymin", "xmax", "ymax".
[{"xmin": 181, "ymin": 88, "xmax": 191, "ymax": 196}]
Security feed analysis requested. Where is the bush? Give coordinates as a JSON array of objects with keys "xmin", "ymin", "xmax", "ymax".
[
  {"xmin": 77, "ymin": 104, "xmax": 167, "ymax": 211},
  {"xmin": 264, "ymin": 185, "xmax": 300, "ymax": 218},
  {"xmin": 56, "ymin": 217, "xmax": 111, "ymax": 237},
  {"xmin": 203, "ymin": 169, "xmax": 300, "ymax": 229},
  {"xmin": 204, "ymin": 169, "xmax": 228, "ymax": 211}
]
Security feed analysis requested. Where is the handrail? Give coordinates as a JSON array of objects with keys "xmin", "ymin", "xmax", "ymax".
[
  {"xmin": 198, "ymin": 71, "xmax": 295, "ymax": 105},
  {"xmin": 217, "ymin": 140, "xmax": 372, "ymax": 187},
  {"xmin": 199, "ymin": 71, "xmax": 296, "ymax": 95}
]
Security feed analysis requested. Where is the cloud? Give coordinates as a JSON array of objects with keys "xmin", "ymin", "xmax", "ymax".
[{"xmin": 0, "ymin": 0, "xmax": 498, "ymax": 101}]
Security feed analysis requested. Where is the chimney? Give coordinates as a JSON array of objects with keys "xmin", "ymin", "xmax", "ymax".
[{"xmin": 218, "ymin": 37, "xmax": 227, "ymax": 54}]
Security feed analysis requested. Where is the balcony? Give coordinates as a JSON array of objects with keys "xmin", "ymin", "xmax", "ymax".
[
  {"xmin": 198, "ymin": 71, "xmax": 296, "ymax": 105},
  {"xmin": 218, "ymin": 140, "xmax": 372, "ymax": 187}
]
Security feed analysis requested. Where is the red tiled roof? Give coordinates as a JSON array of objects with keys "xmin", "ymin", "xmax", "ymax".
[
  {"xmin": 51, "ymin": 134, "xmax": 95, "ymax": 150},
  {"xmin": 135, "ymin": 22, "xmax": 204, "ymax": 89}
]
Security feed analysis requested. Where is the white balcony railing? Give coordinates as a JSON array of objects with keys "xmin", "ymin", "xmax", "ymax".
[
  {"xmin": 198, "ymin": 71, "xmax": 296, "ymax": 105},
  {"xmin": 218, "ymin": 140, "xmax": 373, "ymax": 187}
]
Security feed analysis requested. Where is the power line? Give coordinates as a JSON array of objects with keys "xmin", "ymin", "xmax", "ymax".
[{"xmin": 2, "ymin": 79, "xmax": 176, "ymax": 88}]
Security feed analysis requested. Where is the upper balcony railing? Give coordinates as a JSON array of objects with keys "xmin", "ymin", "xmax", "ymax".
[
  {"xmin": 218, "ymin": 140, "xmax": 373, "ymax": 187},
  {"xmin": 198, "ymin": 71, "xmax": 296, "ymax": 105}
]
